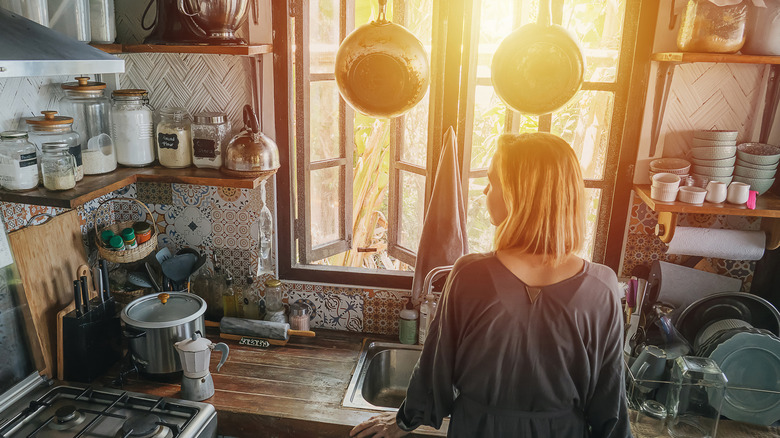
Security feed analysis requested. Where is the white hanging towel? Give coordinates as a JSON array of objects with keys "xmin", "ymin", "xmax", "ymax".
[{"xmin": 410, "ymin": 126, "xmax": 469, "ymax": 303}]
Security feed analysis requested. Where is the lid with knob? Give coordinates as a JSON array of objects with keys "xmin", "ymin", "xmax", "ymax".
[
  {"xmin": 25, "ymin": 111, "xmax": 73, "ymax": 126},
  {"xmin": 61, "ymin": 76, "xmax": 107, "ymax": 91}
]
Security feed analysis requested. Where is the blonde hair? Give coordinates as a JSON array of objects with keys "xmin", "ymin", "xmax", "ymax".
[{"xmin": 493, "ymin": 133, "xmax": 585, "ymax": 265}]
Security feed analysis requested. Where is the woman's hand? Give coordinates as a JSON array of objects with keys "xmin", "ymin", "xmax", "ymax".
[{"xmin": 349, "ymin": 412, "xmax": 409, "ymax": 438}]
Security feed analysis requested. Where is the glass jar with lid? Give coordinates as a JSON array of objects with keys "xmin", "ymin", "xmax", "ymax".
[
  {"xmin": 111, "ymin": 89, "xmax": 155, "ymax": 167},
  {"xmin": 61, "ymin": 76, "xmax": 117, "ymax": 175},
  {"xmin": 677, "ymin": 0, "xmax": 748, "ymax": 53},
  {"xmin": 25, "ymin": 111, "xmax": 83, "ymax": 181},
  {"xmin": 156, "ymin": 107, "xmax": 193, "ymax": 168},
  {"xmin": 0, "ymin": 131, "xmax": 39, "ymax": 191},
  {"xmin": 40, "ymin": 142, "xmax": 77, "ymax": 191},
  {"xmin": 191, "ymin": 112, "xmax": 229, "ymax": 169},
  {"xmin": 289, "ymin": 303, "xmax": 310, "ymax": 331}
]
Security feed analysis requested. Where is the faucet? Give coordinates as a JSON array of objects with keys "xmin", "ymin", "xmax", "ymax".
[{"xmin": 421, "ymin": 265, "xmax": 454, "ymax": 299}]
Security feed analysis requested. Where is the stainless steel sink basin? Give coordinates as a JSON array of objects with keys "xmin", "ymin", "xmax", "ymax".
[{"xmin": 343, "ymin": 340, "xmax": 423, "ymax": 411}]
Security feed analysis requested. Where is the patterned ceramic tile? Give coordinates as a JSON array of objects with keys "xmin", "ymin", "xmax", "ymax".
[
  {"xmin": 211, "ymin": 186, "xmax": 250, "ymax": 211},
  {"xmin": 0, "ymin": 202, "xmax": 66, "ymax": 232},
  {"xmin": 363, "ymin": 289, "xmax": 408, "ymax": 336},
  {"xmin": 285, "ymin": 287, "xmax": 364, "ymax": 332},
  {"xmin": 136, "ymin": 182, "xmax": 173, "ymax": 205},
  {"xmin": 620, "ymin": 233, "xmax": 670, "ymax": 277},
  {"xmin": 171, "ymin": 205, "xmax": 213, "ymax": 248},
  {"xmin": 211, "ymin": 209, "xmax": 255, "ymax": 250},
  {"xmin": 628, "ymin": 197, "xmax": 657, "ymax": 235},
  {"xmin": 172, "ymin": 184, "xmax": 212, "ymax": 208},
  {"xmin": 214, "ymin": 248, "xmax": 254, "ymax": 287}
]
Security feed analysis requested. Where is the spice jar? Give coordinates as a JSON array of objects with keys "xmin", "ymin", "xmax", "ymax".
[
  {"xmin": 156, "ymin": 107, "xmax": 193, "ymax": 168},
  {"xmin": 192, "ymin": 112, "xmax": 229, "ymax": 169},
  {"xmin": 677, "ymin": 0, "xmax": 748, "ymax": 53},
  {"xmin": 0, "ymin": 131, "xmax": 39, "ymax": 191},
  {"xmin": 132, "ymin": 221, "xmax": 152, "ymax": 244},
  {"xmin": 26, "ymin": 111, "xmax": 83, "ymax": 181},
  {"xmin": 121, "ymin": 227, "xmax": 137, "ymax": 249},
  {"xmin": 289, "ymin": 303, "xmax": 310, "ymax": 331},
  {"xmin": 263, "ymin": 278, "xmax": 284, "ymax": 313},
  {"xmin": 111, "ymin": 89, "xmax": 155, "ymax": 167},
  {"xmin": 40, "ymin": 142, "xmax": 77, "ymax": 191},
  {"xmin": 61, "ymin": 76, "xmax": 117, "ymax": 175}
]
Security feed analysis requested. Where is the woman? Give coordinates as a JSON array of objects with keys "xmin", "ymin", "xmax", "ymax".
[{"xmin": 350, "ymin": 133, "xmax": 631, "ymax": 438}]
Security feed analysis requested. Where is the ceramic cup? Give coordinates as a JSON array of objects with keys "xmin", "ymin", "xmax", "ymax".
[
  {"xmin": 630, "ymin": 345, "xmax": 668, "ymax": 391},
  {"xmin": 726, "ymin": 181, "xmax": 750, "ymax": 205},
  {"xmin": 705, "ymin": 181, "xmax": 727, "ymax": 203}
]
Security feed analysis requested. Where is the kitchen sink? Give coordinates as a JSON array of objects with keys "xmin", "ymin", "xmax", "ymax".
[{"xmin": 343, "ymin": 340, "xmax": 423, "ymax": 411}]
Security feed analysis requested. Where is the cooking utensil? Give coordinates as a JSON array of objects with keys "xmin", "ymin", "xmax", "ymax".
[
  {"xmin": 145, "ymin": 261, "xmax": 162, "ymax": 292},
  {"xmin": 221, "ymin": 105, "xmax": 280, "ymax": 178},
  {"xmin": 162, "ymin": 253, "xmax": 198, "ymax": 290},
  {"xmin": 174, "ymin": 332, "xmax": 230, "ymax": 401},
  {"xmin": 490, "ymin": 0, "xmax": 584, "ymax": 115},
  {"xmin": 121, "ymin": 292, "xmax": 206, "ymax": 374},
  {"xmin": 334, "ymin": 0, "xmax": 429, "ymax": 119},
  {"xmin": 220, "ymin": 316, "xmax": 316, "ymax": 342},
  {"xmin": 128, "ymin": 271, "xmax": 154, "ymax": 289},
  {"xmin": 177, "ymin": 0, "xmax": 249, "ymax": 44}
]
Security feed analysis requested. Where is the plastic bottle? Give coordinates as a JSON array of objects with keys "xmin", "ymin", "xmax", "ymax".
[
  {"xmin": 221, "ymin": 270, "xmax": 238, "ymax": 318},
  {"xmin": 418, "ymin": 293, "xmax": 436, "ymax": 345},
  {"xmin": 399, "ymin": 297, "xmax": 418, "ymax": 345}
]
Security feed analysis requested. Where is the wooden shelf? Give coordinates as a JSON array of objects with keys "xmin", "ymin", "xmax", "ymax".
[
  {"xmin": 633, "ymin": 185, "xmax": 780, "ymax": 218},
  {"xmin": 91, "ymin": 43, "xmax": 273, "ymax": 56},
  {"xmin": 0, "ymin": 166, "xmax": 271, "ymax": 209},
  {"xmin": 652, "ymin": 52, "xmax": 780, "ymax": 65}
]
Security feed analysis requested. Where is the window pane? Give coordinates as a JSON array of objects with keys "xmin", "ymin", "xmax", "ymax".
[
  {"xmin": 399, "ymin": 170, "xmax": 425, "ymax": 252},
  {"xmin": 310, "ymin": 0, "xmax": 340, "ymax": 75},
  {"xmin": 310, "ymin": 81, "xmax": 341, "ymax": 162},
  {"xmin": 467, "ymin": 176, "xmax": 492, "ymax": 254},
  {"xmin": 401, "ymin": 92, "xmax": 429, "ymax": 167},
  {"xmin": 579, "ymin": 188, "xmax": 601, "ymax": 261},
  {"xmin": 311, "ymin": 166, "xmax": 342, "ymax": 246},
  {"xmin": 551, "ymin": 89, "xmax": 614, "ymax": 180},
  {"xmin": 563, "ymin": 0, "xmax": 626, "ymax": 83}
]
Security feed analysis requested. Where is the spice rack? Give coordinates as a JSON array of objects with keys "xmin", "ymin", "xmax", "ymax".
[
  {"xmin": 633, "ymin": 184, "xmax": 780, "ymax": 250},
  {"xmin": 0, "ymin": 166, "xmax": 270, "ymax": 208}
]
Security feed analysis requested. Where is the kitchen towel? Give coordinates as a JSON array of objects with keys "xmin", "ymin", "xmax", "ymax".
[
  {"xmin": 410, "ymin": 126, "xmax": 469, "ymax": 303},
  {"xmin": 666, "ymin": 227, "xmax": 766, "ymax": 260}
]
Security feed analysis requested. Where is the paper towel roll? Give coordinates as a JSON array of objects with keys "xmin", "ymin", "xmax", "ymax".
[{"xmin": 666, "ymin": 227, "xmax": 766, "ymax": 260}]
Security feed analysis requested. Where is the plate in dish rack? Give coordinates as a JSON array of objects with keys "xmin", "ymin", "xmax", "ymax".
[{"xmin": 707, "ymin": 331, "xmax": 780, "ymax": 426}]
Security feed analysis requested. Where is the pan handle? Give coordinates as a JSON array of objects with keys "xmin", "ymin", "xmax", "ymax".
[
  {"xmin": 376, "ymin": 0, "xmax": 388, "ymax": 23},
  {"xmin": 539, "ymin": 0, "xmax": 552, "ymax": 27}
]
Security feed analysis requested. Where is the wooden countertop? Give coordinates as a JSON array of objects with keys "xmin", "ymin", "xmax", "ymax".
[{"xmin": 98, "ymin": 328, "xmax": 447, "ymax": 437}]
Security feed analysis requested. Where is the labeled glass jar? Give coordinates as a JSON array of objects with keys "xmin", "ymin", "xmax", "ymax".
[
  {"xmin": 156, "ymin": 107, "xmax": 193, "ymax": 168},
  {"xmin": 677, "ymin": 0, "xmax": 748, "ymax": 53},
  {"xmin": 0, "ymin": 131, "xmax": 39, "ymax": 191},
  {"xmin": 191, "ymin": 112, "xmax": 229, "ymax": 169},
  {"xmin": 26, "ymin": 111, "xmax": 83, "ymax": 181},
  {"xmin": 111, "ymin": 89, "xmax": 155, "ymax": 167},
  {"xmin": 289, "ymin": 303, "xmax": 310, "ymax": 331},
  {"xmin": 40, "ymin": 142, "xmax": 77, "ymax": 191},
  {"xmin": 61, "ymin": 77, "xmax": 117, "ymax": 175},
  {"xmin": 132, "ymin": 221, "xmax": 152, "ymax": 244}
]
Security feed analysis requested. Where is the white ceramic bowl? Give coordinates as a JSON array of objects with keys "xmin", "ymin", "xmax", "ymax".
[
  {"xmin": 736, "ymin": 143, "xmax": 780, "ymax": 165},
  {"xmin": 651, "ymin": 185, "xmax": 679, "ymax": 202},
  {"xmin": 692, "ymin": 165, "xmax": 734, "ymax": 177},
  {"xmin": 694, "ymin": 130, "xmax": 739, "ymax": 142},
  {"xmin": 691, "ymin": 146, "xmax": 737, "ymax": 160},
  {"xmin": 692, "ymin": 138, "xmax": 737, "ymax": 148},
  {"xmin": 734, "ymin": 164, "xmax": 777, "ymax": 179},
  {"xmin": 650, "ymin": 158, "xmax": 691, "ymax": 175},
  {"xmin": 677, "ymin": 186, "xmax": 707, "ymax": 204},
  {"xmin": 691, "ymin": 156, "xmax": 737, "ymax": 168},
  {"xmin": 651, "ymin": 172, "xmax": 681, "ymax": 190}
]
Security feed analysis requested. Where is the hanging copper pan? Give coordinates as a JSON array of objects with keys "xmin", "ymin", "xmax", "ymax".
[
  {"xmin": 335, "ymin": 0, "xmax": 429, "ymax": 119},
  {"xmin": 491, "ymin": 0, "xmax": 584, "ymax": 115}
]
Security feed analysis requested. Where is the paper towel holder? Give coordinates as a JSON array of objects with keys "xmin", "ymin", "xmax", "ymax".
[{"xmin": 655, "ymin": 211, "xmax": 780, "ymax": 250}]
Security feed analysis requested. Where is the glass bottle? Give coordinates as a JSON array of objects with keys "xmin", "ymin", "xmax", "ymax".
[
  {"xmin": 209, "ymin": 256, "xmax": 227, "ymax": 319},
  {"xmin": 47, "ymin": 0, "xmax": 91, "ymax": 42},
  {"xmin": 241, "ymin": 277, "xmax": 260, "ymax": 320},
  {"xmin": 263, "ymin": 278, "xmax": 287, "ymax": 323},
  {"xmin": 191, "ymin": 263, "xmax": 216, "ymax": 320},
  {"xmin": 418, "ymin": 293, "xmax": 436, "ymax": 345},
  {"xmin": 289, "ymin": 303, "xmax": 310, "ymax": 331},
  {"xmin": 257, "ymin": 180, "xmax": 274, "ymax": 275},
  {"xmin": 89, "ymin": 0, "xmax": 116, "ymax": 44},
  {"xmin": 221, "ymin": 270, "xmax": 238, "ymax": 318},
  {"xmin": 192, "ymin": 112, "xmax": 229, "ymax": 169},
  {"xmin": 40, "ymin": 142, "xmax": 76, "ymax": 191},
  {"xmin": 61, "ymin": 76, "xmax": 117, "ymax": 175},
  {"xmin": 26, "ymin": 111, "xmax": 83, "ymax": 181},
  {"xmin": 111, "ymin": 89, "xmax": 155, "ymax": 167},
  {"xmin": 156, "ymin": 107, "xmax": 193, "ymax": 168},
  {"xmin": 0, "ymin": 131, "xmax": 39, "ymax": 191}
]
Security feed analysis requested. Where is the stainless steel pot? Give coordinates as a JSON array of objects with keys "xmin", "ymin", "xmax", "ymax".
[
  {"xmin": 121, "ymin": 292, "xmax": 206, "ymax": 374},
  {"xmin": 177, "ymin": 0, "xmax": 249, "ymax": 44}
]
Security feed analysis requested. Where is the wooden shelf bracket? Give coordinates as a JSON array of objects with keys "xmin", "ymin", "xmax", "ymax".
[
  {"xmin": 761, "ymin": 217, "xmax": 780, "ymax": 251},
  {"xmin": 655, "ymin": 211, "xmax": 678, "ymax": 243}
]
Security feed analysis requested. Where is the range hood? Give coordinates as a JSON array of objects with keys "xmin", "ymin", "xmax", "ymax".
[{"xmin": 0, "ymin": 8, "xmax": 124, "ymax": 78}]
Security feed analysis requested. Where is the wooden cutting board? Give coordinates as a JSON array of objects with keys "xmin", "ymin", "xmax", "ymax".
[{"xmin": 9, "ymin": 210, "xmax": 88, "ymax": 378}]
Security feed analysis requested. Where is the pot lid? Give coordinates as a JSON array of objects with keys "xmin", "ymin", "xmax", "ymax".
[
  {"xmin": 61, "ymin": 76, "xmax": 106, "ymax": 91},
  {"xmin": 121, "ymin": 292, "xmax": 206, "ymax": 329},
  {"xmin": 25, "ymin": 111, "xmax": 73, "ymax": 126},
  {"xmin": 175, "ymin": 331, "xmax": 212, "ymax": 352}
]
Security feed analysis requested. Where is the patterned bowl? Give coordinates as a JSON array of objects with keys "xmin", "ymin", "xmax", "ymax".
[
  {"xmin": 737, "ymin": 143, "xmax": 780, "ymax": 165},
  {"xmin": 691, "ymin": 146, "xmax": 737, "ymax": 160}
]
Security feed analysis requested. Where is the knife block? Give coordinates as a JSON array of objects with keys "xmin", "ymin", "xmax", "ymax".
[{"xmin": 63, "ymin": 299, "xmax": 121, "ymax": 382}]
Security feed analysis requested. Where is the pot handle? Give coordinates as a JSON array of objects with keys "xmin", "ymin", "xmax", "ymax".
[
  {"xmin": 122, "ymin": 326, "xmax": 147, "ymax": 339},
  {"xmin": 539, "ymin": 0, "xmax": 551, "ymax": 26},
  {"xmin": 211, "ymin": 342, "xmax": 230, "ymax": 372},
  {"xmin": 376, "ymin": 0, "xmax": 388, "ymax": 23},
  {"xmin": 177, "ymin": 0, "xmax": 200, "ymax": 17},
  {"xmin": 243, "ymin": 104, "xmax": 260, "ymax": 134}
]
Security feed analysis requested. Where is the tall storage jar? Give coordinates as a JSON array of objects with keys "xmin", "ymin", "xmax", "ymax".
[
  {"xmin": 0, "ymin": 131, "xmax": 39, "ymax": 191},
  {"xmin": 156, "ymin": 107, "xmax": 193, "ymax": 168},
  {"xmin": 0, "ymin": 0, "xmax": 49, "ymax": 26},
  {"xmin": 47, "ymin": 0, "xmax": 90, "ymax": 41},
  {"xmin": 25, "ymin": 111, "xmax": 83, "ymax": 181},
  {"xmin": 191, "ymin": 112, "xmax": 228, "ymax": 169},
  {"xmin": 61, "ymin": 77, "xmax": 117, "ymax": 175},
  {"xmin": 677, "ymin": 0, "xmax": 748, "ymax": 53},
  {"xmin": 743, "ymin": 0, "xmax": 780, "ymax": 55},
  {"xmin": 41, "ymin": 142, "xmax": 77, "ymax": 191},
  {"xmin": 111, "ymin": 89, "xmax": 155, "ymax": 167},
  {"xmin": 88, "ymin": 0, "xmax": 116, "ymax": 44}
]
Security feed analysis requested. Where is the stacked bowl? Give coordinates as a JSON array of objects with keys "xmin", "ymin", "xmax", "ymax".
[
  {"xmin": 734, "ymin": 143, "xmax": 780, "ymax": 195},
  {"xmin": 649, "ymin": 158, "xmax": 690, "ymax": 184},
  {"xmin": 690, "ymin": 130, "xmax": 738, "ymax": 186},
  {"xmin": 650, "ymin": 172, "xmax": 681, "ymax": 202}
]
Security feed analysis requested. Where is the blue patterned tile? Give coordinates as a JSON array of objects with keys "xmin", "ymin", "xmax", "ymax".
[
  {"xmin": 172, "ymin": 183, "xmax": 212, "ymax": 208},
  {"xmin": 171, "ymin": 205, "xmax": 213, "ymax": 247},
  {"xmin": 211, "ymin": 186, "xmax": 250, "ymax": 211},
  {"xmin": 137, "ymin": 182, "xmax": 173, "ymax": 205}
]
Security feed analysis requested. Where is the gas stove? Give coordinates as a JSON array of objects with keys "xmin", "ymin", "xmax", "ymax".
[{"xmin": 0, "ymin": 376, "xmax": 217, "ymax": 438}]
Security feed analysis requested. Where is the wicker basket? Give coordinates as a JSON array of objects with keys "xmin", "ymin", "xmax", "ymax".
[{"xmin": 94, "ymin": 197, "xmax": 158, "ymax": 264}]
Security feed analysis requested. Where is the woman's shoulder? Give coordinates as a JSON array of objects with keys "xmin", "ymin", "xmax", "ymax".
[
  {"xmin": 450, "ymin": 252, "xmax": 498, "ymax": 276},
  {"xmin": 579, "ymin": 260, "xmax": 621, "ymax": 299}
]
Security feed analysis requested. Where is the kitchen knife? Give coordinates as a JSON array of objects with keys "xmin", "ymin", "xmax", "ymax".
[
  {"xmin": 100, "ymin": 259, "xmax": 111, "ymax": 302},
  {"xmin": 80, "ymin": 275, "xmax": 90, "ymax": 310},
  {"xmin": 93, "ymin": 266, "xmax": 105, "ymax": 304},
  {"xmin": 73, "ymin": 280, "xmax": 83, "ymax": 318}
]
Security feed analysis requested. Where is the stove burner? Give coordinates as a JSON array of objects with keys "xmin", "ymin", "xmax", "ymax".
[
  {"xmin": 120, "ymin": 413, "xmax": 172, "ymax": 438},
  {"xmin": 48, "ymin": 404, "xmax": 86, "ymax": 430}
]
